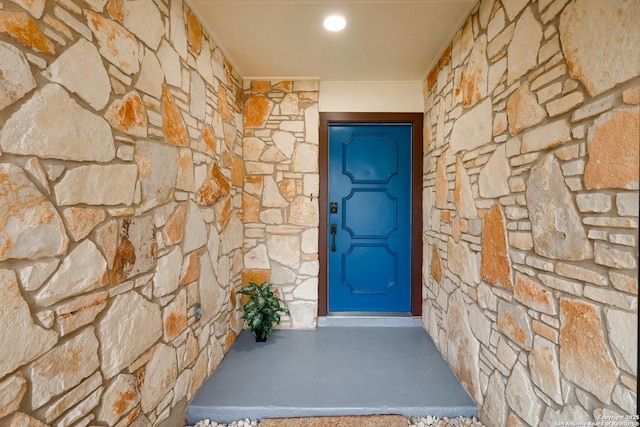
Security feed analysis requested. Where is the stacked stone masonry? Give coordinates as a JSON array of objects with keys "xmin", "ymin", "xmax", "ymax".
[
  {"xmin": 422, "ymin": 0, "xmax": 638, "ymax": 426},
  {"xmin": 242, "ymin": 80, "xmax": 320, "ymax": 330},
  {"xmin": 1, "ymin": 0, "xmax": 638, "ymax": 424},
  {"xmin": 0, "ymin": 0, "xmax": 247, "ymax": 423}
]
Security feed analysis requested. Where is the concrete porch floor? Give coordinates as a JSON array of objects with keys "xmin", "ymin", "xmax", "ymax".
[{"xmin": 187, "ymin": 323, "xmax": 478, "ymax": 424}]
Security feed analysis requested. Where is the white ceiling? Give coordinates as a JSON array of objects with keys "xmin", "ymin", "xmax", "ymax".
[{"xmin": 188, "ymin": 0, "xmax": 476, "ymax": 81}]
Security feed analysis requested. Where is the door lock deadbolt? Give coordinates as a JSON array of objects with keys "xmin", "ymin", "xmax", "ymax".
[{"xmin": 330, "ymin": 203, "xmax": 338, "ymax": 214}]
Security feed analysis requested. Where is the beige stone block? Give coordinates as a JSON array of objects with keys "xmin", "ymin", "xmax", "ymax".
[
  {"xmin": 521, "ymin": 119, "xmax": 570, "ymax": 153},
  {"xmin": 530, "ymin": 64, "xmax": 567, "ymax": 91},
  {"xmin": 559, "ymin": 298, "xmax": 618, "ymax": 403},
  {"xmin": 122, "ymin": 0, "xmax": 163, "ymax": 49},
  {"xmin": 54, "ymin": 164, "xmax": 138, "ymax": 206},
  {"xmin": 541, "ymin": 0, "xmax": 571, "ymax": 23},
  {"xmin": 54, "ymin": 386, "xmax": 102, "ymax": 427},
  {"xmin": 514, "ymin": 272, "xmax": 556, "ymax": 315},
  {"xmin": 497, "ymin": 300, "xmax": 532, "ymax": 350},
  {"xmin": 1, "ymin": 84, "xmax": 115, "ymax": 162},
  {"xmin": 450, "ymin": 98, "xmax": 493, "ymax": 154},
  {"xmin": 538, "ymin": 34, "xmax": 560, "ymax": 64},
  {"xmin": 0, "ymin": 373, "xmax": 27, "ymax": 419},
  {"xmin": 140, "ymin": 344, "xmax": 177, "ymax": 413},
  {"xmin": 267, "ymin": 234, "xmax": 300, "ymax": 267},
  {"xmin": 493, "ymin": 111, "xmax": 508, "ymax": 136},
  {"xmin": 616, "ymin": 193, "xmax": 639, "ymax": 217},
  {"xmin": 526, "ymin": 155, "xmax": 592, "ymax": 261},
  {"xmin": 555, "ymin": 262, "xmax": 607, "ymax": 287},
  {"xmin": 163, "ymin": 203, "xmax": 186, "ymax": 246},
  {"xmin": 447, "ymin": 237, "xmax": 480, "ymax": 285},
  {"xmin": 532, "ymin": 319, "xmax": 558, "ymax": 344},
  {"xmin": 478, "ymin": 0, "xmax": 494, "ymax": 29},
  {"xmin": 85, "ymin": 10, "xmax": 139, "ymax": 75},
  {"xmin": 199, "ymin": 250, "xmax": 225, "ymax": 323},
  {"xmin": 44, "ymin": 371, "xmax": 102, "ymax": 423},
  {"xmin": 447, "ymin": 290, "xmax": 482, "ymax": 404},
  {"xmin": 184, "ymin": 201, "xmax": 208, "ymax": 254},
  {"xmin": 482, "ymin": 372, "xmax": 507, "ymax": 427},
  {"xmin": 55, "ymin": 291, "xmax": 108, "ymax": 336},
  {"xmin": 609, "ymin": 271, "xmax": 638, "ymax": 295},
  {"xmin": 594, "ymin": 242, "xmax": 637, "ymax": 270},
  {"xmin": 0, "ymin": 164, "xmax": 69, "ymax": 261},
  {"xmin": 454, "ymin": 157, "xmax": 477, "ymax": 219},
  {"xmin": 96, "ymin": 374, "xmax": 139, "ymax": 425},
  {"xmin": 95, "ymin": 219, "xmax": 118, "ymax": 270},
  {"xmin": 538, "ymin": 273, "xmax": 581, "ymax": 297},
  {"xmin": 44, "ymin": 38, "xmax": 111, "ymax": 110},
  {"xmin": 560, "ymin": 0, "xmax": 640, "ymax": 96},
  {"xmin": 501, "ymin": 0, "xmax": 527, "ymax": 21},
  {"xmin": 30, "ymin": 327, "xmax": 99, "ymax": 409},
  {"xmin": 451, "ymin": 18, "xmax": 474, "ymax": 68},
  {"xmin": 98, "ymin": 291, "xmax": 162, "ymax": 379},
  {"xmin": 461, "ymin": 35, "xmax": 488, "ymax": 108},
  {"xmin": 292, "ymin": 143, "xmax": 318, "ymax": 173},
  {"xmin": 479, "ymin": 145, "xmax": 511, "ymax": 198},
  {"xmin": 163, "ymin": 289, "xmax": 187, "ymax": 341},
  {"xmin": 305, "ymin": 104, "xmax": 319, "ymax": 144},
  {"xmin": 35, "ymin": 240, "xmax": 107, "ymax": 307},
  {"xmin": 536, "ymin": 81, "xmax": 562, "ymax": 104},
  {"xmin": 546, "ymin": 91, "xmax": 584, "ymax": 117},
  {"xmin": 508, "ymin": 231, "xmax": 533, "ymax": 250},
  {"xmin": 507, "ymin": 7, "xmax": 543, "ymax": 85},
  {"xmin": 529, "ymin": 336, "xmax": 562, "ymax": 404},
  {"xmin": 487, "ymin": 8, "xmax": 505, "ymax": 42},
  {"xmin": 220, "ymin": 214, "xmax": 243, "ymax": 254},
  {"xmin": 289, "ymin": 196, "xmax": 318, "ymax": 226},
  {"xmin": 488, "ymin": 22, "xmax": 515, "ymax": 59},
  {"xmin": 0, "ymin": 41, "xmax": 37, "ymax": 110},
  {"xmin": 154, "ymin": 247, "xmax": 183, "ymax": 298},
  {"xmin": 105, "ymin": 91, "xmax": 148, "ymax": 137},
  {"xmin": 62, "ymin": 207, "xmax": 106, "ymax": 242},
  {"xmin": 488, "ymin": 57, "xmax": 507, "ymax": 95},
  {"xmin": 496, "ymin": 337, "xmax": 517, "ymax": 369},
  {"xmin": 7, "ymin": 412, "xmax": 49, "ymax": 427},
  {"xmin": 434, "ymin": 155, "xmax": 448, "ymax": 209},
  {"xmin": 605, "ymin": 308, "xmax": 637, "ymax": 376},
  {"xmin": 584, "ymin": 108, "xmax": 639, "ymax": 190},
  {"xmin": 188, "ymin": 352, "xmax": 208, "ymax": 400},
  {"xmin": 612, "ymin": 384, "xmax": 637, "ymax": 415},
  {"xmin": 293, "ymin": 81, "xmax": 319, "ymax": 91},
  {"xmin": 623, "ymin": 86, "xmax": 640, "ymax": 105},
  {"xmin": 157, "ymin": 40, "xmax": 182, "ymax": 88},
  {"xmin": 506, "ymin": 363, "xmax": 542, "ymax": 426},
  {"xmin": 585, "ymin": 287, "xmax": 637, "ymax": 313},
  {"xmin": 161, "ymin": 85, "xmax": 189, "ymax": 147}
]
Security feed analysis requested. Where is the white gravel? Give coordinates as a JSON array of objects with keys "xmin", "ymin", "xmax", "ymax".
[{"xmin": 191, "ymin": 415, "xmax": 485, "ymax": 427}]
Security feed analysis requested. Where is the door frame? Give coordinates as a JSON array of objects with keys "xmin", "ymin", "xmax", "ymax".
[{"xmin": 318, "ymin": 112, "xmax": 423, "ymax": 316}]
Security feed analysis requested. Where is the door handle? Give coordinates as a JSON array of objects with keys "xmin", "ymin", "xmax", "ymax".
[{"xmin": 330, "ymin": 224, "xmax": 337, "ymax": 252}]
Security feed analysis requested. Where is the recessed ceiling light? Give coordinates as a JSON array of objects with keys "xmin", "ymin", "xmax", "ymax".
[{"xmin": 324, "ymin": 15, "xmax": 346, "ymax": 32}]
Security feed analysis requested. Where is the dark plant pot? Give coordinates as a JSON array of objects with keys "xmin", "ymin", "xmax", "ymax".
[{"xmin": 255, "ymin": 335, "xmax": 267, "ymax": 342}]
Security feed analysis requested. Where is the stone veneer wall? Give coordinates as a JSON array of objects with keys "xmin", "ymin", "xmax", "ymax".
[
  {"xmin": 421, "ymin": 0, "xmax": 638, "ymax": 425},
  {"xmin": 242, "ymin": 80, "xmax": 320, "ymax": 329},
  {"xmin": 0, "ymin": 0, "xmax": 245, "ymax": 423}
]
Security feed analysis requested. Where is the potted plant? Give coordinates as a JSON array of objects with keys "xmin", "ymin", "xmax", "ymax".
[{"xmin": 237, "ymin": 282, "xmax": 290, "ymax": 342}]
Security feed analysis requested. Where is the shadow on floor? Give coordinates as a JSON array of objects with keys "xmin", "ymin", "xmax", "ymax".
[{"xmin": 188, "ymin": 327, "xmax": 477, "ymax": 424}]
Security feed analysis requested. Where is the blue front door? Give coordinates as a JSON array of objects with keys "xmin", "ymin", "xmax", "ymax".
[{"xmin": 328, "ymin": 124, "xmax": 412, "ymax": 312}]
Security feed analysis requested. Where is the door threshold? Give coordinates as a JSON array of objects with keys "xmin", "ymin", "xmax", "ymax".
[{"xmin": 318, "ymin": 312, "xmax": 422, "ymax": 327}]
